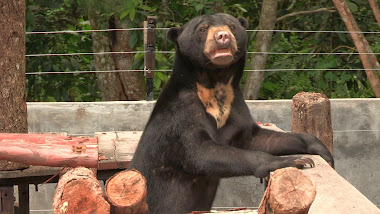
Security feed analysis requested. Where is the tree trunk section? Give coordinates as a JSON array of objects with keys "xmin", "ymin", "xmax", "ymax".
[
  {"xmin": 0, "ymin": 2, "xmax": 28, "ymax": 211},
  {"xmin": 111, "ymin": 16, "xmax": 146, "ymax": 101},
  {"xmin": 291, "ymin": 92, "xmax": 334, "ymax": 156},
  {"xmin": 258, "ymin": 167, "xmax": 316, "ymax": 214},
  {"xmin": 332, "ymin": 0, "xmax": 380, "ymax": 97},
  {"xmin": 243, "ymin": 0, "xmax": 278, "ymax": 100},
  {"xmin": 87, "ymin": 5, "xmax": 126, "ymax": 101},
  {"xmin": 105, "ymin": 169, "xmax": 148, "ymax": 214},
  {"xmin": 87, "ymin": 1, "xmax": 146, "ymax": 101},
  {"xmin": 53, "ymin": 167, "xmax": 110, "ymax": 214},
  {"xmin": 369, "ymin": 0, "xmax": 380, "ymax": 29},
  {"xmin": 0, "ymin": 0, "xmax": 28, "ymax": 172}
]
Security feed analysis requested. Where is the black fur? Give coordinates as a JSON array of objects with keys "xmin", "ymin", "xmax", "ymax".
[{"xmin": 129, "ymin": 13, "xmax": 333, "ymax": 214}]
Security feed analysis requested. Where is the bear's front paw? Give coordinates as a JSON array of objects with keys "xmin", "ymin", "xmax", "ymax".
[
  {"xmin": 256, "ymin": 157, "xmax": 315, "ymax": 178},
  {"xmin": 298, "ymin": 133, "xmax": 334, "ymax": 168}
]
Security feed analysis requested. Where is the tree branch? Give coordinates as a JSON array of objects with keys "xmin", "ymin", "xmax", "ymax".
[
  {"xmin": 276, "ymin": 8, "xmax": 336, "ymax": 22},
  {"xmin": 369, "ymin": 0, "xmax": 380, "ymax": 31}
]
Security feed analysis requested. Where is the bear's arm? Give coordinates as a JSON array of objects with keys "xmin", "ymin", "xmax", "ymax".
[
  {"xmin": 179, "ymin": 127, "xmax": 312, "ymax": 178},
  {"xmin": 247, "ymin": 126, "xmax": 334, "ymax": 167}
]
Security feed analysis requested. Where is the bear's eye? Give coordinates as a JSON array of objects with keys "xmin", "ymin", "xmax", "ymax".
[
  {"xmin": 228, "ymin": 23, "xmax": 236, "ymax": 30},
  {"xmin": 199, "ymin": 25, "xmax": 209, "ymax": 32}
]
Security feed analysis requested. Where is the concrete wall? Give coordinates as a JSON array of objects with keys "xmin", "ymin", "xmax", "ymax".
[{"xmin": 25, "ymin": 99, "xmax": 380, "ymax": 212}]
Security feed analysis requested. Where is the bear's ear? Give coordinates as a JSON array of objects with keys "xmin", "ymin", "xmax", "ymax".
[
  {"xmin": 167, "ymin": 27, "xmax": 183, "ymax": 43},
  {"xmin": 238, "ymin": 17, "xmax": 249, "ymax": 29}
]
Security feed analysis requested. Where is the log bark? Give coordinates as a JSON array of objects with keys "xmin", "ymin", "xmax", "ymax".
[
  {"xmin": 332, "ymin": 0, "xmax": 380, "ymax": 97},
  {"xmin": 105, "ymin": 169, "xmax": 148, "ymax": 214},
  {"xmin": 0, "ymin": 133, "xmax": 98, "ymax": 168},
  {"xmin": 0, "ymin": 0, "xmax": 28, "ymax": 171},
  {"xmin": 258, "ymin": 167, "xmax": 316, "ymax": 214},
  {"xmin": 53, "ymin": 167, "xmax": 110, "ymax": 214},
  {"xmin": 243, "ymin": 0, "xmax": 278, "ymax": 100},
  {"xmin": 291, "ymin": 92, "xmax": 334, "ymax": 156}
]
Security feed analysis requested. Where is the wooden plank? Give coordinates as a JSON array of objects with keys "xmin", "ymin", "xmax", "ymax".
[
  {"xmin": 301, "ymin": 155, "xmax": 380, "ymax": 214},
  {"xmin": 96, "ymin": 131, "xmax": 141, "ymax": 164},
  {"xmin": 0, "ymin": 166, "xmax": 60, "ymax": 180},
  {"xmin": 18, "ymin": 184, "xmax": 29, "ymax": 214},
  {"xmin": 0, "ymin": 187, "xmax": 14, "ymax": 214}
]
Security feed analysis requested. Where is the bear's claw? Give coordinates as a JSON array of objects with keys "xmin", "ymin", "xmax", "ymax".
[{"xmin": 294, "ymin": 157, "xmax": 315, "ymax": 168}]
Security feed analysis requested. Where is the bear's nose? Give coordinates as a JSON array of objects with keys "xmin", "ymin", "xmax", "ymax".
[{"xmin": 215, "ymin": 31, "xmax": 230, "ymax": 45}]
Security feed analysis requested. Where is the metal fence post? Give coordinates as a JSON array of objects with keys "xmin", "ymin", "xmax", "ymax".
[{"xmin": 144, "ymin": 16, "xmax": 157, "ymax": 101}]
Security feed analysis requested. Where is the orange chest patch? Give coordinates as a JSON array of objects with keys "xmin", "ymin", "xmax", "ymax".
[{"xmin": 196, "ymin": 78, "xmax": 234, "ymax": 129}]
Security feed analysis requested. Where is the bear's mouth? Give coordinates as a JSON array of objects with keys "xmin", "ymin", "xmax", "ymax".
[
  {"xmin": 211, "ymin": 48, "xmax": 233, "ymax": 59},
  {"xmin": 208, "ymin": 48, "xmax": 236, "ymax": 66}
]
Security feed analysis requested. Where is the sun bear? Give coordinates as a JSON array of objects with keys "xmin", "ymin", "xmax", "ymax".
[{"xmin": 129, "ymin": 13, "xmax": 333, "ymax": 214}]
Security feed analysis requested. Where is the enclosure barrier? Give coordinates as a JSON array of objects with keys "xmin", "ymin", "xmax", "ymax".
[
  {"xmin": 1, "ymin": 132, "xmax": 379, "ymax": 213},
  {"xmin": 1, "ymin": 92, "xmax": 379, "ymax": 213}
]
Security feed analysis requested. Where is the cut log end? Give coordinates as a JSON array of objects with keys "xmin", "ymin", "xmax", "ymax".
[
  {"xmin": 258, "ymin": 167, "xmax": 316, "ymax": 214},
  {"xmin": 105, "ymin": 169, "xmax": 148, "ymax": 214},
  {"xmin": 53, "ymin": 167, "xmax": 110, "ymax": 214},
  {"xmin": 292, "ymin": 92, "xmax": 329, "ymax": 105}
]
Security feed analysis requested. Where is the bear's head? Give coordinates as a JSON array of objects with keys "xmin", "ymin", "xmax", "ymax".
[{"xmin": 168, "ymin": 13, "xmax": 248, "ymax": 69}]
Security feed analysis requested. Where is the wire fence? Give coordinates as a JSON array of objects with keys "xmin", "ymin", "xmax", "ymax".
[
  {"xmin": 25, "ymin": 68, "xmax": 380, "ymax": 75},
  {"xmin": 25, "ymin": 27, "xmax": 380, "ymax": 75},
  {"xmin": 26, "ymin": 28, "xmax": 380, "ymax": 34}
]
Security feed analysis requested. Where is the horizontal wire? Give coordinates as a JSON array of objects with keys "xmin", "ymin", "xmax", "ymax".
[
  {"xmin": 25, "ymin": 51, "xmax": 380, "ymax": 57},
  {"xmin": 26, "ymin": 28, "xmax": 146, "ymax": 34},
  {"xmin": 26, "ymin": 28, "xmax": 380, "ymax": 34},
  {"xmin": 26, "ymin": 51, "xmax": 146, "ymax": 57},
  {"xmin": 26, "ymin": 70, "xmax": 171, "ymax": 75},
  {"xmin": 247, "ymin": 29, "xmax": 380, "ymax": 34},
  {"xmin": 247, "ymin": 52, "xmax": 380, "ymax": 55},
  {"xmin": 25, "ymin": 68, "xmax": 378, "ymax": 75}
]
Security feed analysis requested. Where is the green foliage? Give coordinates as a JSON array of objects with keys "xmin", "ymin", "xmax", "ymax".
[
  {"xmin": 254, "ymin": 0, "xmax": 377, "ymax": 99},
  {"xmin": 26, "ymin": 0, "xmax": 100, "ymax": 101},
  {"xmin": 25, "ymin": 0, "xmax": 378, "ymax": 101}
]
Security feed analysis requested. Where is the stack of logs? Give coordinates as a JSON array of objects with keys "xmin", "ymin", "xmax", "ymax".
[
  {"xmin": 53, "ymin": 166, "xmax": 315, "ymax": 214},
  {"xmin": 53, "ymin": 168, "xmax": 148, "ymax": 214}
]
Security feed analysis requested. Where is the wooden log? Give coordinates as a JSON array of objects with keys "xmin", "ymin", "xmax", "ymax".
[
  {"xmin": 258, "ymin": 167, "xmax": 316, "ymax": 214},
  {"xmin": 52, "ymin": 167, "xmax": 110, "ymax": 214},
  {"xmin": 96, "ymin": 131, "xmax": 141, "ymax": 169},
  {"xmin": 0, "ymin": 133, "xmax": 98, "ymax": 168},
  {"xmin": 291, "ymin": 92, "xmax": 334, "ymax": 155},
  {"xmin": 105, "ymin": 169, "xmax": 148, "ymax": 214}
]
